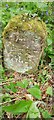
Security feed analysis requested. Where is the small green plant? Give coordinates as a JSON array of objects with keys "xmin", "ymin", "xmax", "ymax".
[
  {"xmin": 27, "ymin": 85, "xmax": 41, "ymax": 100},
  {"xmin": 2, "ymin": 100, "xmax": 52, "ymax": 119},
  {"xmin": 17, "ymin": 79, "xmax": 29, "ymax": 89},
  {"xmin": 46, "ymin": 86, "xmax": 52, "ymax": 96},
  {"xmin": 0, "ymin": 65, "xmax": 5, "ymax": 80}
]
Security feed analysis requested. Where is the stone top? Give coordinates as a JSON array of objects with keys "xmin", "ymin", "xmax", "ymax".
[{"xmin": 2, "ymin": 14, "xmax": 47, "ymax": 74}]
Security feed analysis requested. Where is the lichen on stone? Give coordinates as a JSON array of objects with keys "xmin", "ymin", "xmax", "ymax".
[{"xmin": 2, "ymin": 14, "xmax": 47, "ymax": 74}]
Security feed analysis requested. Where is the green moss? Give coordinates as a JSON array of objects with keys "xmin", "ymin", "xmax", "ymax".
[
  {"xmin": 2, "ymin": 14, "xmax": 47, "ymax": 74},
  {"xmin": 2, "ymin": 14, "xmax": 47, "ymax": 42}
]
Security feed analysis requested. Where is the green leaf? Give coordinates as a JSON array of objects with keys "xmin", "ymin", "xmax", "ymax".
[
  {"xmin": 38, "ymin": 74, "xmax": 45, "ymax": 83},
  {"xmin": 3, "ymin": 100, "xmax": 32, "ymax": 115},
  {"xmin": 16, "ymin": 81, "xmax": 25, "ymax": 88},
  {"xmin": 0, "ymin": 106, "xmax": 2, "ymax": 119},
  {"xmin": 27, "ymin": 85, "xmax": 41, "ymax": 100},
  {"xmin": 0, "ymin": 40, "xmax": 2, "ymax": 49},
  {"xmin": 26, "ymin": 102, "xmax": 40, "ymax": 119},
  {"xmin": 47, "ymin": 38, "xmax": 52, "ymax": 45},
  {"xmin": 17, "ymin": 79, "xmax": 29, "ymax": 88},
  {"xmin": 39, "ymin": 108, "xmax": 51, "ymax": 119},
  {"xmin": 46, "ymin": 86, "xmax": 52, "ymax": 96},
  {"xmin": 37, "ymin": 2, "xmax": 47, "ymax": 11},
  {"xmin": 2, "ymin": 93, "xmax": 10, "ymax": 99},
  {"xmin": 0, "ymin": 65, "xmax": 5, "ymax": 75},
  {"xmin": 22, "ymin": 79, "xmax": 29, "ymax": 88},
  {"xmin": 8, "ymin": 82, "xmax": 17, "ymax": 93},
  {"xmin": 42, "ymin": 110, "xmax": 51, "ymax": 118}
]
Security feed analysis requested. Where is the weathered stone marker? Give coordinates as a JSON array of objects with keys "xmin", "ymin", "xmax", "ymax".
[{"xmin": 2, "ymin": 14, "xmax": 47, "ymax": 73}]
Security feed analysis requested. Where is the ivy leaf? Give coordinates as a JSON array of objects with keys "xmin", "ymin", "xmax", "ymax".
[
  {"xmin": 27, "ymin": 85, "xmax": 41, "ymax": 100},
  {"xmin": 46, "ymin": 86, "xmax": 52, "ymax": 96},
  {"xmin": 26, "ymin": 102, "xmax": 40, "ymax": 119},
  {"xmin": 3, "ymin": 100, "xmax": 32, "ymax": 115}
]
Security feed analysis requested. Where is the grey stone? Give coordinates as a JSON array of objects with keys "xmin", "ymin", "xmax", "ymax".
[{"xmin": 2, "ymin": 15, "xmax": 47, "ymax": 73}]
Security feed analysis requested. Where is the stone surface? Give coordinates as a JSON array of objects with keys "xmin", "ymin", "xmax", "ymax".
[{"xmin": 2, "ymin": 14, "xmax": 47, "ymax": 73}]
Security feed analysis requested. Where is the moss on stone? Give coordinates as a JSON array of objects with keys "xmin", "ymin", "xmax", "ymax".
[
  {"xmin": 2, "ymin": 14, "xmax": 47, "ymax": 42},
  {"xmin": 2, "ymin": 14, "xmax": 47, "ymax": 74}
]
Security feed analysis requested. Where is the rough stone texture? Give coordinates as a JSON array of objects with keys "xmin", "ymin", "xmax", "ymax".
[{"xmin": 2, "ymin": 14, "xmax": 47, "ymax": 73}]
